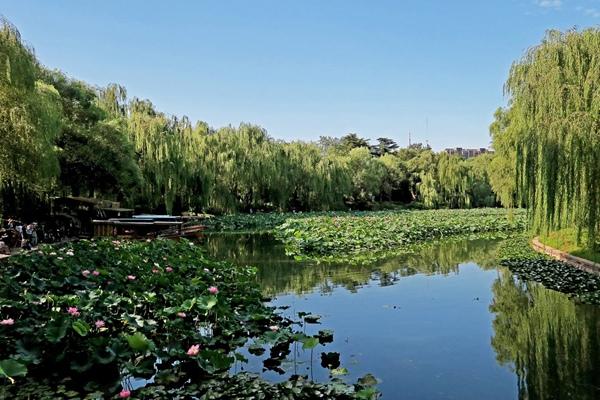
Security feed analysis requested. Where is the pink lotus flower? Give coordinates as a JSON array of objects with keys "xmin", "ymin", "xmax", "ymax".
[
  {"xmin": 208, "ymin": 286, "xmax": 219, "ymax": 295},
  {"xmin": 269, "ymin": 325, "xmax": 279, "ymax": 332},
  {"xmin": 95, "ymin": 320, "xmax": 105, "ymax": 329},
  {"xmin": 119, "ymin": 389, "xmax": 131, "ymax": 398},
  {"xmin": 177, "ymin": 312, "xmax": 186, "ymax": 318},
  {"xmin": 92, "ymin": 270, "xmax": 100, "ymax": 276},
  {"xmin": 187, "ymin": 344, "xmax": 200, "ymax": 356},
  {"xmin": 0, "ymin": 318, "xmax": 14, "ymax": 326},
  {"xmin": 82, "ymin": 270, "xmax": 91, "ymax": 278},
  {"xmin": 152, "ymin": 268, "xmax": 159, "ymax": 273},
  {"xmin": 166, "ymin": 266, "xmax": 173, "ymax": 272},
  {"xmin": 126, "ymin": 275, "xmax": 136, "ymax": 281},
  {"xmin": 67, "ymin": 307, "xmax": 80, "ymax": 317}
]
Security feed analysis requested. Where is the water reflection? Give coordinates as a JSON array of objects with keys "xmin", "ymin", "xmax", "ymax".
[
  {"xmin": 490, "ymin": 270, "xmax": 600, "ymax": 400},
  {"xmin": 204, "ymin": 233, "xmax": 501, "ymax": 296},
  {"xmin": 204, "ymin": 233, "xmax": 600, "ymax": 400}
]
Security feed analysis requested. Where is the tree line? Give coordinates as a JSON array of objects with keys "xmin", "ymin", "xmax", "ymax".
[{"xmin": 0, "ymin": 19, "xmax": 499, "ymax": 218}]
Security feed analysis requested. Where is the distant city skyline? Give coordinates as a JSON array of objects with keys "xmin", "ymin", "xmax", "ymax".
[{"xmin": 3, "ymin": 0, "xmax": 600, "ymax": 150}]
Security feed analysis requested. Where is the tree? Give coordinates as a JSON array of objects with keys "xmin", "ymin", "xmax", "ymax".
[
  {"xmin": 343, "ymin": 147, "xmax": 386, "ymax": 207},
  {"xmin": 339, "ymin": 133, "xmax": 369, "ymax": 151},
  {"xmin": 41, "ymin": 70, "xmax": 140, "ymax": 201},
  {"xmin": 0, "ymin": 20, "xmax": 61, "ymax": 192},
  {"xmin": 504, "ymin": 29, "xmax": 600, "ymax": 247},
  {"xmin": 370, "ymin": 137, "xmax": 399, "ymax": 157}
]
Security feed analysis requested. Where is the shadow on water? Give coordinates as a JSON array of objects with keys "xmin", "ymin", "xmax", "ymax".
[{"xmin": 204, "ymin": 233, "xmax": 600, "ymax": 400}]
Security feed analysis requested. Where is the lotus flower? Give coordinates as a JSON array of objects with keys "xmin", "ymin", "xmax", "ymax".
[
  {"xmin": 269, "ymin": 325, "xmax": 279, "ymax": 332},
  {"xmin": 208, "ymin": 286, "xmax": 219, "ymax": 295},
  {"xmin": 166, "ymin": 266, "xmax": 173, "ymax": 272},
  {"xmin": 0, "ymin": 318, "xmax": 14, "ymax": 326},
  {"xmin": 92, "ymin": 270, "xmax": 100, "ymax": 276},
  {"xmin": 95, "ymin": 320, "xmax": 105, "ymax": 329},
  {"xmin": 119, "ymin": 390, "xmax": 131, "ymax": 398},
  {"xmin": 187, "ymin": 344, "xmax": 200, "ymax": 356},
  {"xmin": 67, "ymin": 307, "xmax": 80, "ymax": 317},
  {"xmin": 177, "ymin": 312, "xmax": 186, "ymax": 318},
  {"xmin": 126, "ymin": 275, "xmax": 136, "ymax": 281},
  {"xmin": 82, "ymin": 270, "xmax": 91, "ymax": 278}
]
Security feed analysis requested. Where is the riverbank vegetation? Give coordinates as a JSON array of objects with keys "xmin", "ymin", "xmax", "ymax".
[
  {"xmin": 497, "ymin": 236, "xmax": 600, "ymax": 304},
  {"xmin": 538, "ymin": 229, "xmax": 600, "ymax": 264},
  {"xmin": 0, "ymin": 239, "xmax": 377, "ymax": 398},
  {"xmin": 491, "ymin": 28, "xmax": 600, "ymax": 254}
]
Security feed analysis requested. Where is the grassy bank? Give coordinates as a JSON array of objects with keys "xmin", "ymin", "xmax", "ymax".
[
  {"xmin": 538, "ymin": 228, "xmax": 600, "ymax": 264},
  {"xmin": 275, "ymin": 208, "xmax": 526, "ymax": 263}
]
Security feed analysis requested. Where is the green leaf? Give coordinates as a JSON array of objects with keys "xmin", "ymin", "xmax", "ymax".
[
  {"xmin": 331, "ymin": 367, "xmax": 349, "ymax": 376},
  {"xmin": 45, "ymin": 317, "xmax": 69, "ymax": 343},
  {"xmin": 358, "ymin": 373, "xmax": 378, "ymax": 386},
  {"xmin": 198, "ymin": 295, "xmax": 218, "ymax": 311},
  {"xmin": 198, "ymin": 349, "xmax": 235, "ymax": 373},
  {"xmin": 181, "ymin": 297, "xmax": 197, "ymax": 311},
  {"xmin": 301, "ymin": 337, "xmax": 319, "ymax": 350},
  {"xmin": 126, "ymin": 332, "xmax": 152, "ymax": 353},
  {"xmin": 72, "ymin": 320, "xmax": 90, "ymax": 336},
  {"xmin": 0, "ymin": 359, "xmax": 28, "ymax": 383},
  {"xmin": 356, "ymin": 386, "xmax": 379, "ymax": 399}
]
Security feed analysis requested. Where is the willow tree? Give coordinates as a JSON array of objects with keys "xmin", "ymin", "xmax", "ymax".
[
  {"xmin": 0, "ymin": 20, "xmax": 61, "ymax": 191},
  {"xmin": 280, "ymin": 141, "xmax": 350, "ymax": 210},
  {"xmin": 127, "ymin": 99, "xmax": 197, "ymax": 214},
  {"xmin": 436, "ymin": 153, "xmax": 471, "ymax": 208},
  {"xmin": 488, "ymin": 107, "xmax": 519, "ymax": 208},
  {"xmin": 505, "ymin": 29, "xmax": 600, "ymax": 247},
  {"xmin": 0, "ymin": 19, "xmax": 62, "ymax": 219}
]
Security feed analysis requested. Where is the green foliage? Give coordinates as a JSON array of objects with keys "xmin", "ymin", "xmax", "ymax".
[
  {"xmin": 502, "ymin": 28, "xmax": 600, "ymax": 247},
  {"xmin": 275, "ymin": 209, "xmax": 526, "ymax": 262},
  {"xmin": 0, "ymin": 239, "xmax": 377, "ymax": 398},
  {"xmin": 0, "ymin": 20, "xmax": 61, "ymax": 193},
  {"xmin": 497, "ymin": 235, "xmax": 600, "ymax": 304},
  {"xmin": 488, "ymin": 107, "xmax": 519, "ymax": 208},
  {"xmin": 538, "ymin": 228, "xmax": 600, "ymax": 264}
]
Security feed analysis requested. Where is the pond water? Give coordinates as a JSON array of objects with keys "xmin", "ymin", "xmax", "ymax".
[{"xmin": 204, "ymin": 234, "xmax": 600, "ymax": 400}]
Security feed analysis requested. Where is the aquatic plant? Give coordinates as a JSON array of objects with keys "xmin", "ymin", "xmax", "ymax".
[
  {"xmin": 0, "ymin": 239, "xmax": 377, "ymax": 398},
  {"xmin": 275, "ymin": 208, "xmax": 526, "ymax": 263},
  {"xmin": 498, "ymin": 236, "xmax": 600, "ymax": 304}
]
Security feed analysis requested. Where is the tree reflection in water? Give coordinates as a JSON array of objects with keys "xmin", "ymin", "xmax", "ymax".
[
  {"xmin": 203, "ymin": 233, "xmax": 501, "ymax": 296},
  {"xmin": 490, "ymin": 269, "xmax": 600, "ymax": 400}
]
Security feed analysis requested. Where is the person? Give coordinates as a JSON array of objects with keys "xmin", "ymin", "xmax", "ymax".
[
  {"xmin": 18, "ymin": 223, "xmax": 31, "ymax": 250},
  {"xmin": 29, "ymin": 223, "xmax": 38, "ymax": 247},
  {"xmin": 0, "ymin": 240, "xmax": 9, "ymax": 255}
]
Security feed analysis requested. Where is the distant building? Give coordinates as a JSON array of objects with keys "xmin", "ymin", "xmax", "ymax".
[{"xmin": 444, "ymin": 147, "xmax": 490, "ymax": 159}]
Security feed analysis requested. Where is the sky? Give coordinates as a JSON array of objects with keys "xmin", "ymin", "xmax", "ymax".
[{"xmin": 2, "ymin": 0, "xmax": 600, "ymax": 150}]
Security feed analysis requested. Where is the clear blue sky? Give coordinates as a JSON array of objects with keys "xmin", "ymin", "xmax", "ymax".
[{"xmin": 3, "ymin": 0, "xmax": 600, "ymax": 149}]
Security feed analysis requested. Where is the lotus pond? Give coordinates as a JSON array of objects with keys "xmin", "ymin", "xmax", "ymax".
[{"xmin": 205, "ymin": 233, "xmax": 600, "ymax": 400}]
